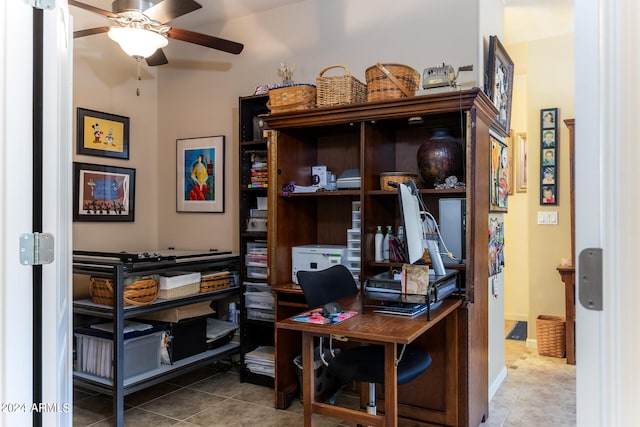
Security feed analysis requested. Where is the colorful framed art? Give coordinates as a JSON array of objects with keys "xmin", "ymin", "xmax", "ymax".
[
  {"xmin": 490, "ymin": 132, "xmax": 509, "ymax": 212},
  {"xmin": 73, "ymin": 162, "xmax": 135, "ymax": 222},
  {"xmin": 176, "ymin": 135, "xmax": 225, "ymax": 213},
  {"xmin": 487, "ymin": 35, "xmax": 514, "ymax": 135},
  {"xmin": 76, "ymin": 108, "xmax": 130, "ymax": 159}
]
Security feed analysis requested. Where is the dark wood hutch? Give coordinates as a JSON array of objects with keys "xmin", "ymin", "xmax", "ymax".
[{"xmin": 262, "ymin": 88, "xmax": 500, "ymax": 426}]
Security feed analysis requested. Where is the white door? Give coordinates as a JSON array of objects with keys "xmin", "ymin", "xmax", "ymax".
[
  {"xmin": 575, "ymin": 0, "xmax": 640, "ymax": 425},
  {"xmin": 0, "ymin": 1, "xmax": 73, "ymax": 426}
]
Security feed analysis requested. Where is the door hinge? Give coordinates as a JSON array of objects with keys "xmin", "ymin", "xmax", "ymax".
[
  {"xmin": 26, "ymin": 0, "xmax": 55, "ymax": 10},
  {"xmin": 20, "ymin": 233, "xmax": 55, "ymax": 266}
]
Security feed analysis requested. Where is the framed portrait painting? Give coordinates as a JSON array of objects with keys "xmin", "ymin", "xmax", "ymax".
[
  {"xmin": 76, "ymin": 108, "xmax": 130, "ymax": 159},
  {"xmin": 73, "ymin": 162, "xmax": 135, "ymax": 222},
  {"xmin": 176, "ymin": 136, "xmax": 225, "ymax": 213},
  {"xmin": 487, "ymin": 35, "xmax": 514, "ymax": 135}
]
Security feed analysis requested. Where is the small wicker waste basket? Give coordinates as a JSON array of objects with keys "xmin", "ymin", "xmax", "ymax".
[{"xmin": 536, "ymin": 315, "xmax": 566, "ymax": 358}]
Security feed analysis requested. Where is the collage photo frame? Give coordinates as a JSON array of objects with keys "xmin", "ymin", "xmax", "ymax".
[{"xmin": 540, "ymin": 108, "xmax": 559, "ymax": 205}]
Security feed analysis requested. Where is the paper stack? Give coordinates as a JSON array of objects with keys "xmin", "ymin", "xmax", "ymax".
[{"xmin": 244, "ymin": 345, "xmax": 275, "ymax": 378}]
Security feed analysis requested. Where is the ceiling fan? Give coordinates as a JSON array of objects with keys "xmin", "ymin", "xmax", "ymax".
[{"xmin": 69, "ymin": 0, "xmax": 244, "ymax": 66}]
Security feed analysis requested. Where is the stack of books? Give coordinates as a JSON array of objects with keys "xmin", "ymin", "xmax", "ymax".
[{"xmin": 248, "ymin": 151, "xmax": 268, "ymax": 188}]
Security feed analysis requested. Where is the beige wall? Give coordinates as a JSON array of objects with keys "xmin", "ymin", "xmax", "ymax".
[
  {"xmin": 72, "ymin": 34, "xmax": 159, "ymax": 251},
  {"xmin": 153, "ymin": 0, "xmax": 484, "ymax": 251},
  {"xmin": 503, "ymin": 34, "xmax": 574, "ymax": 342}
]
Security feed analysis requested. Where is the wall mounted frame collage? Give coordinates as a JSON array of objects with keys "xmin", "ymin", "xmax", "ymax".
[{"xmin": 540, "ymin": 107, "xmax": 559, "ymax": 205}]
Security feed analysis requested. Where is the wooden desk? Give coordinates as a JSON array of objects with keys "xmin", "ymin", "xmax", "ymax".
[
  {"xmin": 277, "ymin": 296, "xmax": 463, "ymax": 427},
  {"xmin": 557, "ymin": 264, "xmax": 576, "ymax": 365}
]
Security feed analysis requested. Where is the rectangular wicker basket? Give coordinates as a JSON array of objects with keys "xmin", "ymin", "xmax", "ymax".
[
  {"xmin": 316, "ymin": 64, "xmax": 367, "ymax": 107},
  {"xmin": 365, "ymin": 63, "xmax": 420, "ymax": 102},
  {"xmin": 268, "ymin": 84, "xmax": 316, "ymax": 114},
  {"xmin": 90, "ymin": 276, "xmax": 158, "ymax": 306},
  {"xmin": 536, "ymin": 315, "xmax": 566, "ymax": 358},
  {"xmin": 200, "ymin": 271, "xmax": 231, "ymax": 293},
  {"xmin": 157, "ymin": 282, "xmax": 200, "ymax": 300}
]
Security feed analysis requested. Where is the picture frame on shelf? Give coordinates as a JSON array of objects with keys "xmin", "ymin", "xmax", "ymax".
[
  {"xmin": 487, "ymin": 35, "xmax": 514, "ymax": 135},
  {"xmin": 490, "ymin": 132, "xmax": 508, "ymax": 212},
  {"xmin": 516, "ymin": 132, "xmax": 528, "ymax": 193},
  {"xmin": 73, "ymin": 162, "xmax": 135, "ymax": 222},
  {"xmin": 540, "ymin": 108, "xmax": 559, "ymax": 205},
  {"xmin": 76, "ymin": 108, "xmax": 130, "ymax": 159},
  {"xmin": 176, "ymin": 135, "xmax": 225, "ymax": 213}
]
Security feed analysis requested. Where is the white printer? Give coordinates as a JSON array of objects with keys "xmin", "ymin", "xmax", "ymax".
[{"xmin": 291, "ymin": 244, "xmax": 348, "ymax": 284}]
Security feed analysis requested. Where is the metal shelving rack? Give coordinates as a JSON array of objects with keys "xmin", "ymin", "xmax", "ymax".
[{"xmin": 72, "ymin": 251, "xmax": 240, "ymax": 427}]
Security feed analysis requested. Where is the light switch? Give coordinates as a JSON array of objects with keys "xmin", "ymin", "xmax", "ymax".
[
  {"xmin": 546, "ymin": 211, "xmax": 558, "ymax": 224},
  {"xmin": 537, "ymin": 212, "xmax": 546, "ymax": 224}
]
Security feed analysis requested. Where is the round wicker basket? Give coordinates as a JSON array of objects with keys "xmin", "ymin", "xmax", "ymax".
[{"xmin": 365, "ymin": 63, "xmax": 420, "ymax": 102}]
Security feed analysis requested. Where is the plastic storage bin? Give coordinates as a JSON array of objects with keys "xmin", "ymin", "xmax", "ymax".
[{"xmin": 75, "ymin": 329, "xmax": 163, "ymax": 380}]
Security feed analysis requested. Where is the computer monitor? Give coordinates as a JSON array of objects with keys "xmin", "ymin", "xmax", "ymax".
[{"xmin": 397, "ymin": 181, "xmax": 447, "ymax": 276}]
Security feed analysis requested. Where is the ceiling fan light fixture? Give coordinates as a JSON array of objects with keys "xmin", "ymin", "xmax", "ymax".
[{"xmin": 108, "ymin": 26, "xmax": 168, "ymax": 59}]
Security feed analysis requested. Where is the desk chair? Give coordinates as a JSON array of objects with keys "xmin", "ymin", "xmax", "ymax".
[{"xmin": 296, "ymin": 264, "xmax": 433, "ymax": 418}]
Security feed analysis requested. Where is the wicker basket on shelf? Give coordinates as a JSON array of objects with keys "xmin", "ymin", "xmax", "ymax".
[
  {"xmin": 316, "ymin": 64, "xmax": 367, "ymax": 107},
  {"xmin": 267, "ymin": 84, "xmax": 316, "ymax": 113},
  {"xmin": 157, "ymin": 282, "xmax": 200, "ymax": 300},
  {"xmin": 365, "ymin": 63, "xmax": 420, "ymax": 102},
  {"xmin": 379, "ymin": 172, "xmax": 418, "ymax": 191},
  {"xmin": 89, "ymin": 276, "xmax": 158, "ymax": 306},
  {"xmin": 200, "ymin": 271, "xmax": 231, "ymax": 293},
  {"xmin": 536, "ymin": 315, "xmax": 566, "ymax": 358}
]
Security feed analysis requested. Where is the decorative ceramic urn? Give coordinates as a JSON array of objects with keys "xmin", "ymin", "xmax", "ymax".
[{"xmin": 417, "ymin": 129, "xmax": 464, "ymax": 188}]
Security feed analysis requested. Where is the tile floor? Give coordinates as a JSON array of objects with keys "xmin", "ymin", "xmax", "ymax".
[{"xmin": 73, "ymin": 325, "xmax": 576, "ymax": 426}]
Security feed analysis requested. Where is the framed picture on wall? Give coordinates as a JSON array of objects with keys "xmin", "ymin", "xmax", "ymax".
[
  {"xmin": 516, "ymin": 133, "xmax": 527, "ymax": 193},
  {"xmin": 487, "ymin": 35, "xmax": 514, "ymax": 135},
  {"xmin": 540, "ymin": 108, "xmax": 559, "ymax": 205},
  {"xmin": 76, "ymin": 108, "xmax": 130, "ymax": 159},
  {"xmin": 490, "ymin": 132, "xmax": 508, "ymax": 212},
  {"xmin": 73, "ymin": 162, "xmax": 135, "ymax": 222},
  {"xmin": 176, "ymin": 135, "xmax": 225, "ymax": 213}
]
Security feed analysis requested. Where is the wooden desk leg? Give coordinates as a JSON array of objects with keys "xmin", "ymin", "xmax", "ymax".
[
  {"xmin": 302, "ymin": 333, "xmax": 316, "ymax": 427},
  {"xmin": 384, "ymin": 343, "xmax": 398, "ymax": 427},
  {"xmin": 566, "ymin": 280, "xmax": 576, "ymax": 365}
]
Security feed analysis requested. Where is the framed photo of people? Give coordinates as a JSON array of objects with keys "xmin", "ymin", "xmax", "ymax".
[
  {"xmin": 540, "ymin": 108, "xmax": 558, "ymax": 205},
  {"xmin": 176, "ymin": 135, "xmax": 225, "ymax": 213}
]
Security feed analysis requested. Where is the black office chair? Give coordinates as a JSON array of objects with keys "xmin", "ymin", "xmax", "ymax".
[{"xmin": 296, "ymin": 264, "xmax": 433, "ymax": 417}]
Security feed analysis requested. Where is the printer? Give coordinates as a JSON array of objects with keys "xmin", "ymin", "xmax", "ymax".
[{"xmin": 291, "ymin": 244, "xmax": 348, "ymax": 284}]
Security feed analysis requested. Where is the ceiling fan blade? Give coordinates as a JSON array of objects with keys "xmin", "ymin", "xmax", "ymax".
[
  {"xmin": 74, "ymin": 26, "xmax": 110, "ymax": 38},
  {"xmin": 167, "ymin": 27, "xmax": 244, "ymax": 55},
  {"xmin": 146, "ymin": 49, "xmax": 169, "ymax": 66},
  {"xmin": 144, "ymin": 0, "xmax": 202, "ymax": 24},
  {"xmin": 68, "ymin": 0, "xmax": 118, "ymax": 19}
]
